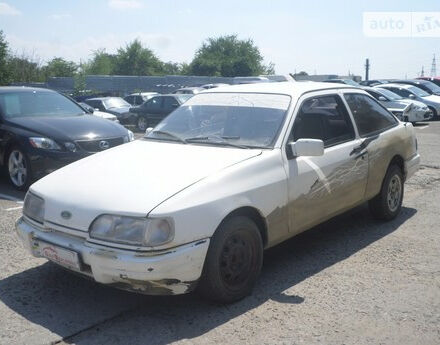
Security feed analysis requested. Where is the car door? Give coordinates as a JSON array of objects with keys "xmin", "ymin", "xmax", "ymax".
[
  {"xmin": 343, "ymin": 92, "xmax": 401, "ymax": 201},
  {"xmin": 285, "ymin": 92, "xmax": 369, "ymax": 235},
  {"xmin": 141, "ymin": 97, "xmax": 163, "ymax": 126},
  {"xmin": 162, "ymin": 96, "xmax": 179, "ymax": 117}
]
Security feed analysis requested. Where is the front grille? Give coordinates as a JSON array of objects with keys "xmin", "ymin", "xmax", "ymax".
[{"xmin": 76, "ymin": 137, "xmax": 125, "ymax": 153}]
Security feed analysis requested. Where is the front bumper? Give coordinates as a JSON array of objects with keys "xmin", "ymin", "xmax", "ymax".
[
  {"xmin": 404, "ymin": 153, "xmax": 420, "ymax": 181},
  {"xmin": 16, "ymin": 217, "xmax": 210, "ymax": 295}
]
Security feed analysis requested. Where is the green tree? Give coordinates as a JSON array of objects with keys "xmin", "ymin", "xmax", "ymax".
[
  {"xmin": 189, "ymin": 35, "xmax": 274, "ymax": 77},
  {"xmin": 42, "ymin": 57, "xmax": 77, "ymax": 78},
  {"xmin": 86, "ymin": 49, "xmax": 116, "ymax": 75},
  {"xmin": 113, "ymin": 39, "xmax": 164, "ymax": 75},
  {"xmin": 0, "ymin": 30, "xmax": 10, "ymax": 85},
  {"xmin": 8, "ymin": 53, "xmax": 44, "ymax": 83}
]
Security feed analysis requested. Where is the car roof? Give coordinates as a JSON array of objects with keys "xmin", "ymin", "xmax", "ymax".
[
  {"xmin": 380, "ymin": 83, "xmax": 417, "ymax": 89},
  {"xmin": 203, "ymin": 81, "xmax": 356, "ymax": 98},
  {"xmin": 0, "ymin": 86, "xmax": 56, "ymax": 93}
]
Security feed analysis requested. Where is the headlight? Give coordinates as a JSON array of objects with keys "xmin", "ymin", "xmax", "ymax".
[
  {"xmin": 89, "ymin": 215, "xmax": 174, "ymax": 247},
  {"xmin": 64, "ymin": 142, "xmax": 77, "ymax": 152},
  {"xmin": 23, "ymin": 193, "xmax": 45, "ymax": 224},
  {"xmin": 29, "ymin": 137, "xmax": 61, "ymax": 150}
]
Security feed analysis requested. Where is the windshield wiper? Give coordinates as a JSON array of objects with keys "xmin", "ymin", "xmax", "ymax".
[
  {"xmin": 185, "ymin": 135, "xmax": 249, "ymax": 149},
  {"xmin": 149, "ymin": 130, "xmax": 187, "ymax": 144}
]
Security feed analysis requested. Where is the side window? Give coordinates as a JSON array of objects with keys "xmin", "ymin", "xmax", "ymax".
[
  {"xmin": 366, "ymin": 90, "xmax": 382, "ymax": 100},
  {"xmin": 344, "ymin": 93, "xmax": 397, "ymax": 137},
  {"xmin": 124, "ymin": 96, "xmax": 133, "ymax": 104},
  {"xmin": 389, "ymin": 88, "xmax": 411, "ymax": 98},
  {"xmin": 145, "ymin": 97, "xmax": 162, "ymax": 110},
  {"xmin": 292, "ymin": 94, "xmax": 355, "ymax": 147}
]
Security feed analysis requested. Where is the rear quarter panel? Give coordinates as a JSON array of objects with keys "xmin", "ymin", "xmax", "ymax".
[{"xmin": 364, "ymin": 122, "xmax": 416, "ymax": 200}]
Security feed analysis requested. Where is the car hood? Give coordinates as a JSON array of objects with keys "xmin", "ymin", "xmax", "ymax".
[
  {"xmin": 422, "ymin": 95, "xmax": 440, "ymax": 104},
  {"xmin": 396, "ymin": 99, "xmax": 427, "ymax": 108},
  {"xmin": 8, "ymin": 115, "xmax": 126, "ymax": 140},
  {"xmin": 93, "ymin": 111, "xmax": 117, "ymax": 120},
  {"xmin": 30, "ymin": 140, "xmax": 262, "ymax": 231}
]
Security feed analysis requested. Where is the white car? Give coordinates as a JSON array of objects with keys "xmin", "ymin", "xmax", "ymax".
[
  {"xmin": 79, "ymin": 102, "xmax": 119, "ymax": 122},
  {"xmin": 16, "ymin": 82, "xmax": 420, "ymax": 303}
]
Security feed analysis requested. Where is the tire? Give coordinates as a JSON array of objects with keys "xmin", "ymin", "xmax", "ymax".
[
  {"xmin": 7, "ymin": 146, "xmax": 32, "ymax": 190},
  {"xmin": 368, "ymin": 165, "xmax": 404, "ymax": 221},
  {"xmin": 197, "ymin": 216, "xmax": 263, "ymax": 304},
  {"xmin": 137, "ymin": 116, "xmax": 148, "ymax": 132},
  {"xmin": 428, "ymin": 107, "xmax": 438, "ymax": 121}
]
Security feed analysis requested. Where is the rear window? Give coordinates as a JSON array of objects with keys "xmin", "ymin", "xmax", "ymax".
[{"xmin": 0, "ymin": 91, "xmax": 85, "ymax": 118}]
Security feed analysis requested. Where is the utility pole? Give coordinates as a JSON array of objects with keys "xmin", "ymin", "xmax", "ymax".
[
  {"xmin": 365, "ymin": 58, "xmax": 370, "ymax": 81},
  {"xmin": 421, "ymin": 66, "xmax": 425, "ymax": 77},
  {"xmin": 430, "ymin": 54, "xmax": 437, "ymax": 77}
]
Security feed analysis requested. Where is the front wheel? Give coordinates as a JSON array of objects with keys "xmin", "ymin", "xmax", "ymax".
[
  {"xmin": 369, "ymin": 165, "xmax": 404, "ymax": 220},
  {"xmin": 428, "ymin": 107, "xmax": 438, "ymax": 120},
  {"xmin": 197, "ymin": 216, "xmax": 263, "ymax": 304},
  {"xmin": 137, "ymin": 116, "xmax": 148, "ymax": 132},
  {"xmin": 7, "ymin": 147, "xmax": 32, "ymax": 190}
]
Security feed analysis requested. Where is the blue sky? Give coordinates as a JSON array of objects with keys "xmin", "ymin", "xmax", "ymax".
[{"xmin": 1, "ymin": 0, "xmax": 439, "ymax": 79}]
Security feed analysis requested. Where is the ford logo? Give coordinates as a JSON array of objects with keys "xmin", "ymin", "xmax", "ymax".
[
  {"xmin": 61, "ymin": 211, "xmax": 72, "ymax": 220},
  {"xmin": 99, "ymin": 140, "xmax": 110, "ymax": 150}
]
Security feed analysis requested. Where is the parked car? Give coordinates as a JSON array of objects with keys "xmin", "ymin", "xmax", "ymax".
[
  {"xmin": 363, "ymin": 87, "xmax": 432, "ymax": 122},
  {"xmin": 380, "ymin": 83, "xmax": 440, "ymax": 119},
  {"xmin": 124, "ymin": 92, "xmax": 159, "ymax": 106},
  {"xmin": 79, "ymin": 102, "xmax": 119, "ymax": 122},
  {"xmin": 417, "ymin": 76, "xmax": 440, "ymax": 87},
  {"xmin": 174, "ymin": 87, "xmax": 204, "ymax": 95},
  {"xmin": 83, "ymin": 97, "xmax": 134, "ymax": 125},
  {"xmin": 16, "ymin": 82, "xmax": 419, "ymax": 303},
  {"xmin": 322, "ymin": 79, "xmax": 361, "ymax": 86},
  {"xmin": 359, "ymin": 80, "xmax": 389, "ymax": 86},
  {"xmin": 200, "ymin": 83, "xmax": 230, "ymax": 89},
  {"xmin": 0, "ymin": 87, "xmax": 134, "ymax": 190},
  {"xmin": 393, "ymin": 79, "xmax": 440, "ymax": 96},
  {"xmin": 129, "ymin": 94, "xmax": 192, "ymax": 131}
]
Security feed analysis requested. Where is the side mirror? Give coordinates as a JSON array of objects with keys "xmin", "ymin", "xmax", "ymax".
[
  {"xmin": 288, "ymin": 139, "xmax": 324, "ymax": 158},
  {"xmin": 378, "ymin": 96, "xmax": 387, "ymax": 101},
  {"xmin": 145, "ymin": 127, "xmax": 154, "ymax": 135},
  {"xmin": 408, "ymin": 94, "xmax": 415, "ymax": 99}
]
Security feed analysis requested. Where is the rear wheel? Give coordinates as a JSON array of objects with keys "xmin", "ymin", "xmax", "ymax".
[
  {"xmin": 198, "ymin": 216, "xmax": 263, "ymax": 304},
  {"xmin": 137, "ymin": 116, "xmax": 148, "ymax": 132},
  {"xmin": 7, "ymin": 147, "xmax": 32, "ymax": 190},
  {"xmin": 369, "ymin": 165, "xmax": 404, "ymax": 220}
]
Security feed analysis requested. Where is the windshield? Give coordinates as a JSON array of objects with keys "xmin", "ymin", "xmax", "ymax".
[
  {"xmin": 145, "ymin": 93, "xmax": 291, "ymax": 148},
  {"xmin": 0, "ymin": 91, "xmax": 86, "ymax": 118},
  {"xmin": 376, "ymin": 88, "xmax": 403, "ymax": 101},
  {"xmin": 344, "ymin": 79, "xmax": 361, "ymax": 86},
  {"xmin": 175, "ymin": 94, "xmax": 193, "ymax": 103},
  {"xmin": 408, "ymin": 86, "xmax": 430, "ymax": 97},
  {"xmin": 103, "ymin": 97, "xmax": 130, "ymax": 108},
  {"xmin": 418, "ymin": 81, "xmax": 440, "ymax": 94}
]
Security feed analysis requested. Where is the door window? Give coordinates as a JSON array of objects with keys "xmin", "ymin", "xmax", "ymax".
[
  {"xmin": 292, "ymin": 95, "xmax": 355, "ymax": 147},
  {"xmin": 144, "ymin": 97, "xmax": 162, "ymax": 110},
  {"xmin": 344, "ymin": 93, "xmax": 397, "ymax": 137}
]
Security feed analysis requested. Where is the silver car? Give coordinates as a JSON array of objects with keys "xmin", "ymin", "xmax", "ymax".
[
  {"xmin": 380, "ymin": 83, "xmax": 440, "ymax": 119},
  {"xmin": 363, "ymin": 87, "xmax": 432, "ymax": 122}
]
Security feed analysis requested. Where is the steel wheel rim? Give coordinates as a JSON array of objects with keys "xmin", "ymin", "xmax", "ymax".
[
  {"xmin": 8, "ymin": 150, "xmax": 27, "ymax": 187},
  {"xmin": 138, "ymin": 117, "xmax": 147, "ymax": 131},
  {"xmin": 387, "ymin": 174, "xmax": 402, "ymax": 212},
  {"xmin": 219, "ymin": 232, "xmax": 253, "ymax": 289}
]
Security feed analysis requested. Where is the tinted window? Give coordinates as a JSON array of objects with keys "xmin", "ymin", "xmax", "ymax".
[
  {"xmin": 344, "ymin": 93, "xmax": 397, "ymax": 137},
  {"xmin": 145, "ymin": 97, "xmax": 162, "ymax": 110},
  {"xmin": 163, "ymin": 96, "xmax": 179, "ymax": 110},
  {"xmin": 292, "ymin": 95, "xmax": 355, "ymax": 147},
  {"xmin": 366, "ymin": 90, "xmax": 383, "ymax": 100},
  {"xmin": 0, "ymin": 91, "xmax": 85, "ymax": 118},
  {"xmin": 386, "ymin": 87, "xmax": 411, "ymax": 98}
]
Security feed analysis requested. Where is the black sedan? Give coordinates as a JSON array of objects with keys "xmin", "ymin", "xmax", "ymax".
[
  {"xmin": 0, "ymin": 87, "xmax": 134, "ymax": 190},
  {"xmin": 129, "ymin": 94, "xmax": 192, "ymax": 131},
  {"xmin": 83, "ymin": 97, "xmax": 135, "ymax": 125}
]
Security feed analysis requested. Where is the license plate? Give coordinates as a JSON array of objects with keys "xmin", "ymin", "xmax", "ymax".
[{"xmin": 33, "ymin": 240, "xmax": 81, "ymax": 271}]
